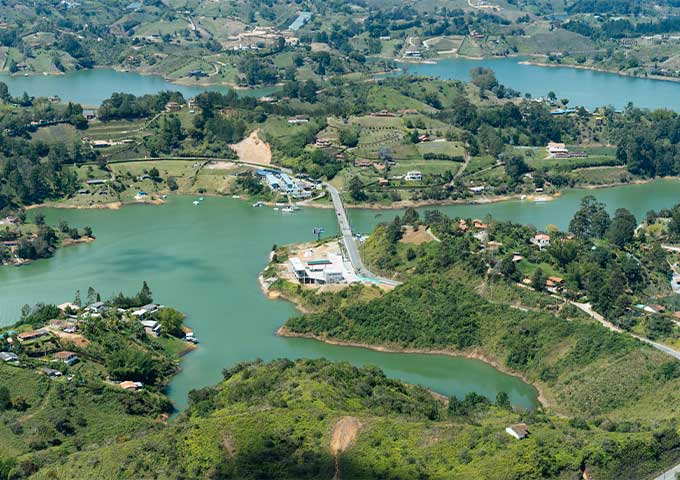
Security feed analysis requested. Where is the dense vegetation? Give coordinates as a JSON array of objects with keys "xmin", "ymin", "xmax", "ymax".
[{"xmin": 22, "ymin": 358, "xmax": 680, "ymax": 480}]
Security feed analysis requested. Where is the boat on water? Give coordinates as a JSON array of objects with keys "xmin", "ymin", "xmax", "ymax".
[
  {"xmin": 192, "ymin": 201, "xmax": 200, "ymax": 205},
  {"xmin": 273, "ymin": 207, "xmax": 279, "ymax": 211},
  {"xmin": 232, "ymin": 195, "xmax": 241, "ymax": 199},
  {"xmin": 252, "ymin": 201, "xmax": 265, "ymax": 207},
  {"xmin": 291, "ymin": 205, "xmax": 301, "ymax": 211},
  {"xmin": 281, "ymin": 207, "xmax": 294, "ymax": 213},
  {"xmin": 199, "ymin": 197, "xmax": 205, "ymax": 201}
]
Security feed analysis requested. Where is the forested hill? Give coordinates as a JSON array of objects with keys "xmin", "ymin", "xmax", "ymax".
[{"xmin": 25, "ymin": 358, "xmax": 680, "ymax": 479}]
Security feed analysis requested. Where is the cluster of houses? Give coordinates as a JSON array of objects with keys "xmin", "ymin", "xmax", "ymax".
[
  {"xmin": 256, "ymin": 169, "xmax": 314, "ymax": 199},
  {"xmin": 0, "ymin": 300, "xmax": 179, "ymax": 390}
]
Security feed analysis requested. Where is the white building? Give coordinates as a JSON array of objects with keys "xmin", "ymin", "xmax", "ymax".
[
  {"xmin": 530, "ymin": 233, "xmax": 551, "ymax": 250},
  {"xmin": 405, "ymin": 171, "xmax": 423, "ymax": 181},
  {"xmin": 505, "ymin": 423, "xmax": 529, "ymax": 440},
  {"xmin": 547, "ymin": 142, "xmax": 568, "ymax": 154},
  {"xmin": 289, "ymin": 253, "xmax": 357, "ymax": 285}
]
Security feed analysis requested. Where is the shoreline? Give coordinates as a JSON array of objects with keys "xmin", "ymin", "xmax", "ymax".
[
  {"xmin": 518, "ymin": 58, "xmax": 680, "ymax": 84},
  {"xmin": 257, "ymin": 267, "xmax": 548, "ymax": 410},
  {"xmin": 276, "ymin": 325, "xmax": 549, "ymax": 410}
]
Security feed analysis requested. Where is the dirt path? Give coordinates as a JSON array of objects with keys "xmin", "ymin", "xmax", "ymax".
[
  {"xmin": 230, "ymin": 129, "xmax": 272, "ymax": 166},
  {"xmin": 454, "ymin": 149, "xmax": 471, "ymax": 179},
  {"xmin": 331, "ymin": 416, "xmax": 361, "ymax": 479}
]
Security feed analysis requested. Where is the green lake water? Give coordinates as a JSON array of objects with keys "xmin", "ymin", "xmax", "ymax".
[
  {"xmin": 3, "ymin": 56, "xmax": 680, "ymax": 110},
  {"xmin": 0, "ymin": 70, "xmax": 278, "ymax": 106},
  {"xmin": 1, "ymin": 179, "xmax": 680, "ymax": 410},
  {"xmin": 401, "ymin": 57, "xmax": 680, "ymax": 111}
]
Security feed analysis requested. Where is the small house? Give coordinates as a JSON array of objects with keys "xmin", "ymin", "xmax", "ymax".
[
  {"xmin": 165, "ymin": 101, "xmax": 181, "ymax": 112},
  {"xmin": 505, "ymin": 423, "xmax": 529, "ymax": 440},
  {"xmin": 120, "ymin": 380, "xmax": 143, "ymax": 391},
  {"xmin": 287, "ymin": 115, "xmax": 309, "ymax": 124},
  {"xmin": 531, "ymin": 233, "xmax": 551, "ymax": 250},
  {"xmin": 547, "ymin": 142, "xmax": 568, "ymax": 155},
  {"xmin": 405, "ymin": 171, "xmax": 422, "ymax": 182},
  {"xmin": 472, "ymin": 219, "xmax": 488, "ymax": 230},
  {"xmin": 86, "ymin": 302, "xmax": 106, "ymax": 313},
  {"xmin": 41, "ymin": 367, "xmax": 63, "ymax": 378},
  {"xmin": 141, "ymin": 320, "xmax": 161, "ymax": 336},
  {"xmin": 0, "ymin": 352, "xmax": 18, "ymax": 362},
  {"xmin": 54, "ymin": 351, "xmax": 79, "ymax": 366},
  {"xmin": 17, "ymin": 330, "xmax": 49, "ymax": 343},
  {"xmin": 58, "ymin": 302, "xmax": 80, "ymax": 313}
]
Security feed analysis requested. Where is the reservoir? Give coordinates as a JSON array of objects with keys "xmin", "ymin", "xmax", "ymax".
[
  {"xmin": 1, "ymin": 179, "xmax": 680, "ymax": 410},
  {"xmin": 3, "ymin": 56, "xmax": 680, "ymax": 110},
  {"xmin": 401, "ymin": 57, "xmax": 680, "ymax": 111},
  {"xmin": 0, "ymin": 69, "xmax": 278, "ymax": 106}
]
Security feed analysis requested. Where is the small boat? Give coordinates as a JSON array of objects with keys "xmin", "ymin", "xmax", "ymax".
[
  {"xmin": 192, "ymin": 201, "xmax": 200, "ymax": 205},
  {"xmin": 291, "ymin": 205, "xmax": 301, "ymax": 211},
  {"xmin": 199, "ymin": 197, "xmax": 204, "ymax": 201},
  {"xmin": 160, "ymin": 194, "xmax": 168, "ymax": 199},
  {"xmin": 273, "ymin": 207, "xmax": 279, "ymax": 211},
  {"xmin": 252, "ymin": 201, "xmax": 265, "ymax": 207},
  {"xmin": 232, "ymin": 195, "xmax": 241, "ymax": 199},
  {"xmin": 281, "ymin": 207, "xmax": 294, "ymax": 213},
  {"xmin": 520, "ymin": 195, "xmax": 526, "ymax": 200}
]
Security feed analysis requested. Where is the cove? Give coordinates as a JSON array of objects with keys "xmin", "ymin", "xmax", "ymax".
[
  {"xmin": 0, "ymin": 196, "xmax": 537, "ymax": 410},
  {"xmin": 2, "ymin": 179, "xmax": 679, "ymax": 411},
  {"xmin": 348, "ymin": 179, "xmax": 680, "ymax": 234},
  {"xmin": 0, "ymin": 69, "xmax": 278, "ymax": 106},
  {"xmin": 400, "ymin": 57, "xmax": 680, "ymax": 111}
]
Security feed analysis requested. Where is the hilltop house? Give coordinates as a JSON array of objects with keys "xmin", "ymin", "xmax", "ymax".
[
  {"xmin": 0, "ymin": 352, "xmax": 18, "ymax": 363},
  {"xmin": 405, "ymin": 171, "xmax": 423, "ymax": 181},
  {"xmin": 530, "ymin": 233, "xmax": 551, "ymax": 250},
  {"xmin": 506, "ymin": 423, "xmax": 529, "ymax": 440},
  {"xmin": 17, "ymin": 330, "xmax": 49, "ymax": 343},
  {"xmin": 54, "ymin": 351, "xmax": 79, "ymax": 366},
  {"xmin": 547, "ymin": 142, "xmax": 568, "ymax": 155}
]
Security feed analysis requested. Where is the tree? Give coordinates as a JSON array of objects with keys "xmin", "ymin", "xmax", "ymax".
[
  {"xmin": 470, "ymin": 67, "xmax": 498, "ymax": 93},
  {"xmin": 299, "ymin": 80, "xmax": 318, "ymax": 103},
  {"xmin": 606, "ymin": 208, "xmax": 637, "ymax": 248},
  {"xmin": 34, "ymin": 212, "xmax": 45, "ymax": 226},
  {"xmin": 348, "ymin": 176, "xmax": 366, "ymax": 202},
  {"xmin": 531, "ymin": 268, "xmax": 546, "ymax": 290},
  {"xmin": 504, "ymin": 155, "xmax": 530, "ymax": 183},
  {"xmin": 403, "ymin": 207, "xmax": 419, "ymax": 225},
  {"xmin": 156, "ymin": 307, "xmax": 185, "ymax": 337},
  {"xmin": 138, "ymin": 281, "xmax": 153, "ymax": 305},
  {"xmin": 569, "ymin": 196, "xmax": 610, "ymax": 239},
  {"xmin": 0, "ymin": 82, "xmax": 9, "ymax": 102},
  {"xmin": 498, "ymin": 256, "xmax": 519, "ymax": 281},
  {"xmin": 338, "ymin": 128, "xmax": 359, "ymax": 148},
  {"xmin": 73, "ymin": 290, "xmax": 81, "ymax": 307},
  {"xmin": 496, "ymin": 391, "xmax": 511, "ymax": 409},
  {"xmin": 87, "ymin": 286, "xmax": 98, "ymax": 305},
  {"xmin": 0, "ymin": 386, "xmax": 10, "ymax": 411}
]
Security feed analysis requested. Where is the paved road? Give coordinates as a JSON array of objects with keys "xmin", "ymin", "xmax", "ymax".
[
  {"xmin": 571, "ymin": 302, "xmax": 680, "ymax": 361},
  {"xmin": 324, "ymin": 183, "xmax": 401, "ymax": 287}
]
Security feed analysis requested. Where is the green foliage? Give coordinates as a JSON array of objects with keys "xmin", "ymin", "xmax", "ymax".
[{"xmin": 156, "ymin": 307, "xmax": 185, "ymax": 338}]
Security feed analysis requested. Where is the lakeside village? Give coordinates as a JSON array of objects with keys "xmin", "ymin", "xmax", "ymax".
[{"xmin": 0, "ymin": 288, "xmax": 197, "ymax": 393}]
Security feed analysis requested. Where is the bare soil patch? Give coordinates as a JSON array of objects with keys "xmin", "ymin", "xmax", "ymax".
[
  {"xmin": 230, "ymin": 129, "xmax": 272, "ymax": 166},
  {"xmin": 399, "ymin": 226, "xmax": 436, "ymax": 245}
]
